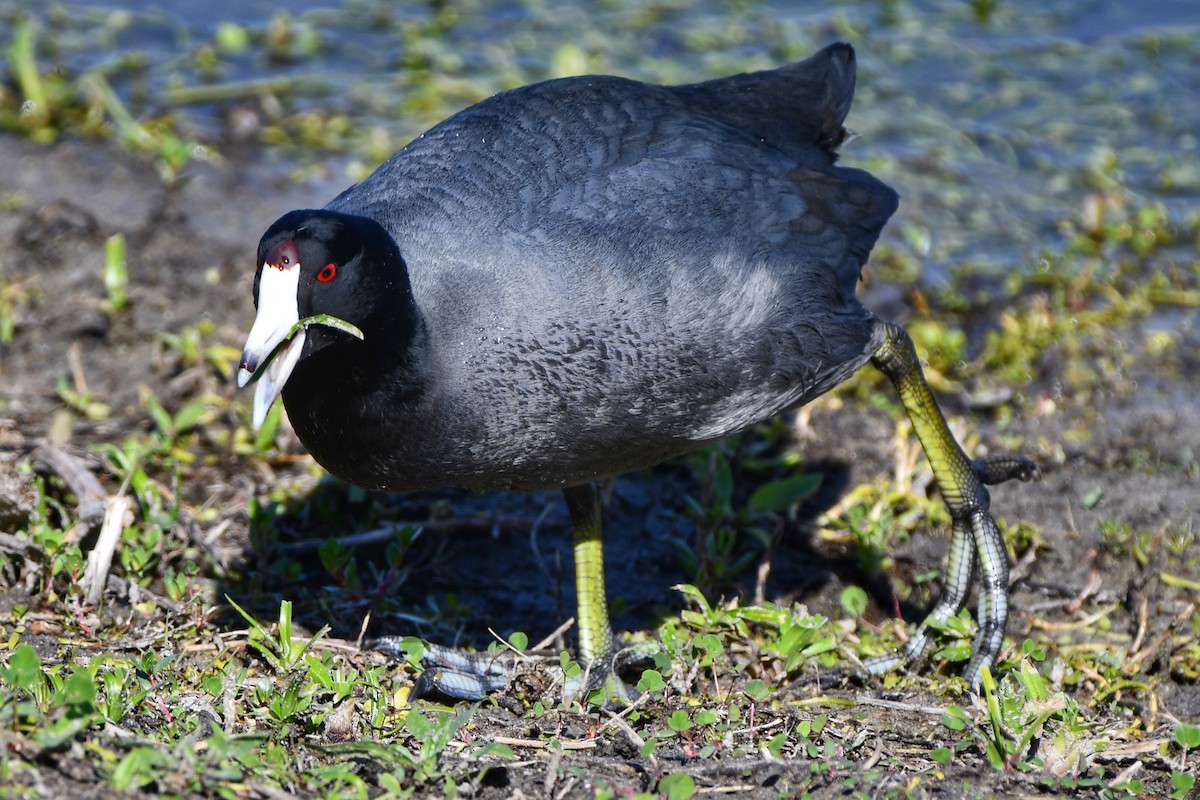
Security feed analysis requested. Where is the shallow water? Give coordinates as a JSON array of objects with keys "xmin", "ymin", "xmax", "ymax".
[{"xmin": 5, "ymin": 0, "xmax": 1198, "ymax": 279}]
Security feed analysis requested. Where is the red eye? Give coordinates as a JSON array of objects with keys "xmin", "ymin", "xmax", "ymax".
[{"xmin": 317, "ymin": 263, "xmax": 337, "ymax": 283}]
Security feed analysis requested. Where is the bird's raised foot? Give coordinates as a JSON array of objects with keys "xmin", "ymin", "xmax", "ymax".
[
  {"xmin": 370, "ymin": 636, "xmax": 657, "ymax": 706},
  {"xmin": 971, "ymin": 454, "xmax": 1041, "ymax": 485},
  {"xmin": 369, "ymin": 637, "xmax": 512, "ymax": 701}
]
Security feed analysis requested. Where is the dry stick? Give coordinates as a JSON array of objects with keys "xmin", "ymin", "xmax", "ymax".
[
  {"xmin": 1064, "ymin": 569, "xmax": 1104, "ymax": 615},
  {"xmin": 248, "ymin": 782, "xmax": 302, "ymax": 800},
  {"xmin": 696, "ymin": 787, "xmax": 758, "ymax": 795},
  {"xmin": 725, "ymin": 717, "xmax": 783, "ymax": 738},
  {"xmin": 599, "ymin": 700, "xmax": 653, "ymax": 755},
  {"xmin": 0, "ymin": 532, "xmax": 38, "ymax": 555},
  {"xmin": 84, "ymin": 495, "xmax": 131, "ymax": 605},
  {"xmin": 1007, "ymin": 536, "xmax": 1040, "ymax": 584},
  {"xmin": 531, "ymin": 617, "xmax": 577, "ymax": 652},
  {"xmin": 1130, "ymin": 602, "xmax": 1196, "ymax": 668},
  {"xmin": 489, "ymin": 736, "xmax": 596, "ymax": 751},
  {"xmin": 1107, "ymin": 760, "xmax": 1144, "ymax": 789},
  {"xmin": 67, "ymin": 341, "xmax": 89, "ymax": 398},
  {"xmin": 860, "ymin": 736, "xmax": 885, "ymax": 771},
  {"xmin": 1128, "ymin": 592, "xmax": 1150, "ymax": 655},
  {"xmin": 553, "ymin": 777, "xmax": 579, "ymax": 800},
  {"xmin": 853, "ymin": 694, "xmax": 948, "ymax": 717},
  {"xmin": 543, "ymin": 741, "xmax": 563, "ymax": 797},
  {"xmin": 754, "ymin": 518, "xmax": 785, "ymax": 607},
  {"xmin": 31, "ymin": 444, "xmax": 107, "ymax": 528},
  {"xmin": 356, "ymin": 608, "xmax": 373, "ymax": 650}
]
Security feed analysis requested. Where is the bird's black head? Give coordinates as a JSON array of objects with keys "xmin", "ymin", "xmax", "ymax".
[{"xmin": 237, "ymin": 209, "xmax": 415, "ymax": 428}]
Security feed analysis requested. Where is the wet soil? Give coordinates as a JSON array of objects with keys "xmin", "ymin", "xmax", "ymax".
[{"xmin": 1, "ymin": 130, "xmax": 1198, "ymax": 798}]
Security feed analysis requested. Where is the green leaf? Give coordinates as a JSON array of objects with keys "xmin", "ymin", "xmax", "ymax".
[
  {"xmin": 104, "ymin": 233, "xmax": 128, "ymax": 312},
  {"xmin": 695, "ymin": 633, "xmax": 723, "ymax": 655},
  {"xmin": 59, "ymin": 670, "xmax": 97, "ymax": 714},
  {"xmin": 172, "ymin": 403, "xmax": 207, "ymax": 433},
  {"xmin": 930, "ymin": 747, "xmax": 953, "ymax": 763},
  {"xmin": 1174, "ymin": 724, "xmax": 1200, "ymax": 749},
  {"xmin": 314, "ymin": 739, "xmax": 407, "ymax": 764},
  {"xmin": 1171, "ymin": 771, "xmax": 1196, "ymax": 799},
  {"xmin": 747, "ymin": 473, "xmax": 822, "ymax": 516},
  {"xmin": 397, "ymin": 636, "xmax": 427, "ymax": 668},
  {"xmin": 36, "ymin": 714, "xmax": 92, "ymax": 749},
  {"xmin": 839, "ymin": 585, "xmax": 868, "ymax": 617},
  {"xmin": 144, "ymin": 393, "xmax": 173, "ymax": 436},
  {"xmin": 798, "ymin": 636, "xmax": 837, "ymax": 658},
  {"xmin": 931, "ymin": 643, "xmax": 972, "ymax": 663},
  {"xmin": 982, "ymin": 737, "xmax": 1006, "ymax": 770},
  {"xmin": 1111, "ymin": 779, "xmax": 1145, "ymax": 794},
  {"xmin": 111, "ymin": 746, "xmax": 172, "ymax": 791},
  {"xmin": 1016, "ymin": 660, "xmax": 1048, "ymax": 702},
  {"xmin": 667, "ymin": 710, "xmax": 692, "ymax": 733},
  {"xmin": 743, "ymin": 679, "xmax": 768, "ymax": 702},
  {"xmin": 636, "ymin": 670, "xmax": 665, "ymax": 693},
  {"xmin": 254, "ymin": 400, "xmax": 283, "ymax": 452},
  {"xmin": 673, "ymin": 584, "xmax": 712, "ymax": 615},
  {"xmin": 658, "ymin": 772, "xmax": 696, "ymax": 800},
  {"xmin": 469, "ymin": 742, "xmax": 515, "ymax": 760},
  {"xmin": 559, "ymin": 651, "xmax": 581, "ymax": 679},
  {"xmin": 1, "ymin": 643, "xmax": 42, "ymax": 691},
  {"xmin": 406, "ymin": 709, "xmax": 434, "ymax": 739},
  {"xmin": 507, "ymin": 631, "xmax": 528, "ymax": 652},
  {"xmin": 299, "ymin": 313, "xmax": 364, "ymax": 340},
  {"xmin": 941, "ymin": 705, "xmax": 969, "ymax": 731},
  {"xmin": 307, "ymin": 656, "xmax": 332, "ymax": 689}
]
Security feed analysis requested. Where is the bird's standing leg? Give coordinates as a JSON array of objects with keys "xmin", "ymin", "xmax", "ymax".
[
  {"xmin": 563, "ymin": 483, "xmax": 615, "ymax": 669},
  {"xmin": 375, "ymin": 484, "xmax": 637, "ymax": 703},
  {"xmin": 858, "ymin": 320, "xmax": 1038, "ymax": 689},
  {"xmin": 562, "ymin": 483, "xmax": 636, "ymax": 705}
]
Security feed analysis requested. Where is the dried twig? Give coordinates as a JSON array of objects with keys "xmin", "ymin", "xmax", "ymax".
[
  {"xmin": 489, "ymin": 736, "xmax": 596, "ymax": 751},
  {"xmin": 853, "ymin": 694, "xmax": 947, "ymax": 716},
  {"xmin": 83, "ymin": 495, "xmax": 131, "ymax": 605},
  {"xmin": 31, "ymin": 444, "xmax": 108, "ymax": 528}
]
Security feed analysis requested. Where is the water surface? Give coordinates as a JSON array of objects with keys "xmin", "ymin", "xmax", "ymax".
[{"xmin": 6, "ymin": 0, "xmax": 1197, "ymax": 279}]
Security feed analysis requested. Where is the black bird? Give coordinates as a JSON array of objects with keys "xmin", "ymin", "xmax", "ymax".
[{"xmin": 238, "ymin": 43, "xmax": 1036, "ymax": 701}]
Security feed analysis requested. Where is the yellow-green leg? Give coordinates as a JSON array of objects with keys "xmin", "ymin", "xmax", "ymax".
[
  {"xmin": 563, "ymin": 483, "xmax": 636, "ymax": 705},
  {"xmin": 863, "ymin": 321, "xmax": 1037, "ymax": 689},
  {"xmin": 564, "ymin": 484, "xmax": 614, "ymax": 667},
  {"xmin": 374, "ymin": 484, "xmax": 637, "ymax": 703}
]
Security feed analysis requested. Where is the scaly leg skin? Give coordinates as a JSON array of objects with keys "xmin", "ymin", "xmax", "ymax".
[
  {"xmin": 367, "ymin": 635, "xmax": 510, "ymax": 701},
  {"xmin": 372, "ymin": 483, "xmax": 637, "ymax": 704},
  {"xmin": 562, "ymin": 483, "xmax": 638, "ymax": 706},
  {"xmin": 848, "ymin": 320, "xmax": 1038, "ymax": 690}
]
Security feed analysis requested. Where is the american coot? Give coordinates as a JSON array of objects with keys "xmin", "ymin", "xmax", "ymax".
[{"xmin": 238, "ymin": 43, "xmax": 1036, "ymax": 700}]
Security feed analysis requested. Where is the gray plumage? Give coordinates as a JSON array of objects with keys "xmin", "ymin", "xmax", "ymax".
[{"xmin": 268, "ymin": 42, "xmax": 898, "ymax": 494}]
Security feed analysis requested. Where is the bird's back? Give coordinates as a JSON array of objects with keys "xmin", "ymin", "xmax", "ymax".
[{"xmin": 319, "ymin": 43, "xmax": 898, "ymax": 492}]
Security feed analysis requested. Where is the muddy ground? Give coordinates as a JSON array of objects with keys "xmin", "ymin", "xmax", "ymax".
[{"xmin": 0, "ymin": 127, "xmax": 1198, "ymax": 799}]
